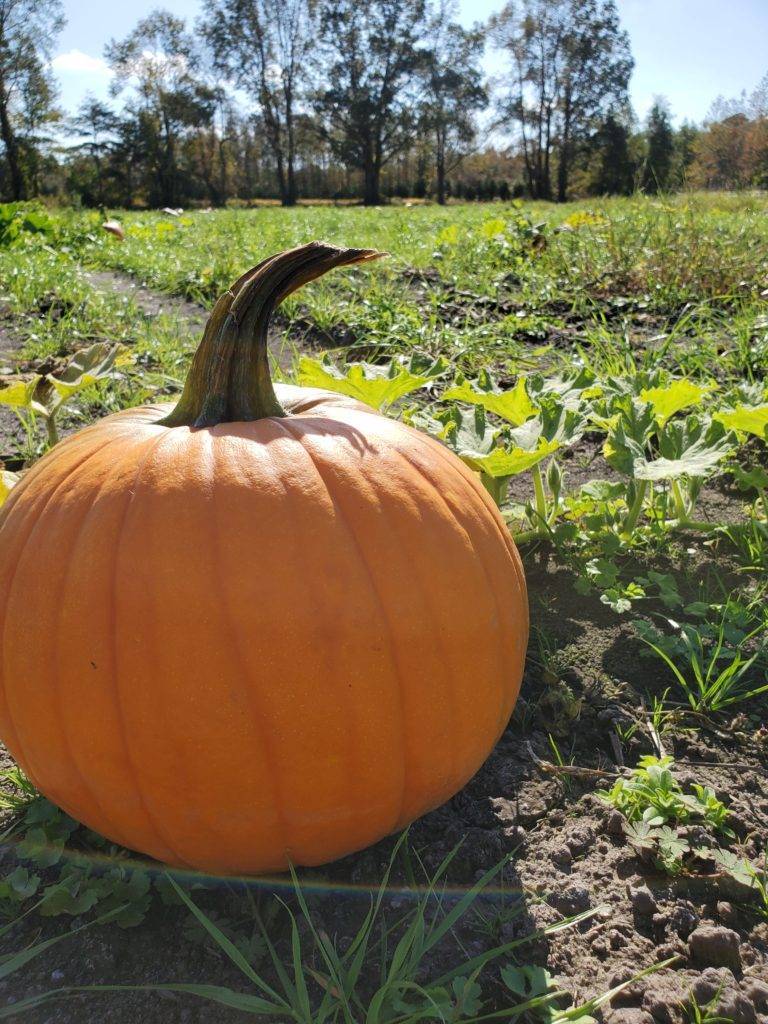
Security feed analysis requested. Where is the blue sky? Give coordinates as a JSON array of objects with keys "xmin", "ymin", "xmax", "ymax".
[{"xmin": 52, "ymin": 0, "xmax": 768, "ymax": 125}]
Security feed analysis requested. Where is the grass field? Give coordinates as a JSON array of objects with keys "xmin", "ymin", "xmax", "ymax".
[{"xmin": 0, "ymin": 194, "xmax": 766, "ymax": 1022}]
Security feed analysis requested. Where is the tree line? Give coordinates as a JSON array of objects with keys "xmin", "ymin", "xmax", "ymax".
[{"xmin": 1, "ymin": 0, "xmax": 767, "ymax": 208}]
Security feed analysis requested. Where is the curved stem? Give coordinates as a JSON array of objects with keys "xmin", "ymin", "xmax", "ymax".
[
  {"xmin": 621, "ymin": 479, "xmax": 647, "ymax": 535},
  {"xmin": 481, "ymin": 472, "xmax": 509, "ymax": 508},
  {"xmin": 161, "ymin": 242, "xmax": 384, "ymax": 429},
  {"xmin": 532, "ymin": 464, "xmax": 548, "ymax": 529},
  {"xmin": 44, "ymin": 414, "xmax": 59, "ymax": 449},
  {"xmin": 670, "ymin": 479, "xmax": 688, "ymax": 521}
]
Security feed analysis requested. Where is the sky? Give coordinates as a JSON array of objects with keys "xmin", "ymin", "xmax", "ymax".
[{"xmin": 51, "ymin": 0, "xmax": 768, "ymax": 126}]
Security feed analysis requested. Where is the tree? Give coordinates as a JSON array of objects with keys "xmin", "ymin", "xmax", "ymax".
[
  {"xmin": 643, "ymin": 99, "xmax": 674, "ymax": 193},
  {"xmin": 106, "ymin": 10, "xmax": 215, "ymax": 207},
  {"xmin": 671, "ymin": 120, "xmax": 699, "ymax": 189},
  {"xmin": 419, "ymin": 1, "xmax": 486, "ymax": 205},
  {"xmin": 314, "ymin": 0, "xmax": 427, "ymax": 205},
  {"xmin": 202, "ymin": 0, "xmax": 312, "ymax": 207},
  {"xmin": 589, "ymin": 110, "xmax": 633, "ymax": 194},
  {"xmin": 0, "ymin": 0, "xmax": 64, "ymax": 200},
  {"xmin": 66, "ymin": 97, "xmax": 121, "ymax": 206},
  {"xmin": 554, "ymin": 0, "xmax": 633, "ymax": 202},
  {"xmin": 690, "ymin": 114, "xmax": 753, "ymax": 191},
  {"xmin": 491, "ymin": 0, "xmax": 632, "ymax": 202}
]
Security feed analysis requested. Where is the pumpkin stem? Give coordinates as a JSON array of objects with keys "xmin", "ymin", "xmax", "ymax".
[{"xmin": 160, "ymin": 241, "xmax": 385, "ymax": 428}]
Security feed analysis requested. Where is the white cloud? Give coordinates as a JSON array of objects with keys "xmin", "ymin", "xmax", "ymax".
[{"xmin": 51, "ymin": 50, "xmax": 112, "ymax": 76}]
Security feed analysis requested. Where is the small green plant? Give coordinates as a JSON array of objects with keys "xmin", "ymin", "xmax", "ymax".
[
  {"xmin": 0, "ymin": 202, "xmax": 55, "ymax": 247},
  {"xmin": 712, "ymin": 846, "xmax": 768, "ymax": 920},
  {"xmin": 500, "ymin": 958, "xmax": 676, "ymax": 1024},
  {"xmin": 0, "ymin": 343, "xmax": 121, "ymax": 452},
  {"xmin": 634, "ymin": 603, "xmax": 768, "ymax": 712},
  {"xmin": 598, "ymin": 756, "xmax": 733, "ymax": 874},
  {"xmin": 599, "ymin": 756, "xmax": 731, "ymax": 832},
  {"xmin": 686, "ymin": 991, "xmax": 732, "ymax": 1024},
  {"xmin": 0, "ymin": 792, "xmax": 157, "ymax": 928}
]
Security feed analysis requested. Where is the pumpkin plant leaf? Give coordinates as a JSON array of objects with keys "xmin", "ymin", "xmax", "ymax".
[
  {"xmin": 461, "ymin": 437, "xmax": 560, "ymax": 479},
  {"xmin": 731, "ymin": 464, "xmax": 768, "ymax": 492},
  {"xmin": 438, "ymin": 404, "xmax": 499, "ymax": 457},
  {"xmin": 714, "ymin": 403, "xmax": 768, "ymax": 441},
  {"xmin": 639, "ymin": 380, "xmax": 713, "ymax": 426},
  {"xmin": 0, "ymin": 377, "xmax": 40, "ymax": 409},
  {"xmin": 296, "ymin": 355, "xmax": 446, "ymax": 411},
  {"xmin": 0, "ymin": 470, "xmax": 19, "ymax": 507},
  {"xmin": 444, "ymin": 376, "xmax": 537, "ymax": 426},
  {"xmin": 603, "ymin": 398, "xmax": 656, "ymax": 476},
  {"xmin": 635, "ymin": 417, "xmax": 734, "ymax": 481},
  {"xmin": 47, "ymin": 343, "xmax": 120, "ymax": 400}
]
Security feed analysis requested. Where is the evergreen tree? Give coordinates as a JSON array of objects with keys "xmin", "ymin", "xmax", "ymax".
[
  {"xmin": 590, "ymin": 111, "xmax": 633, "ymax": 194},
  {"xmin": 643, "ymin": 99, "xmax": 674, "ymax": 193}
]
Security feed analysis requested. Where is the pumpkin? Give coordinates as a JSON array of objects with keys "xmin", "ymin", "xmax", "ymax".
[{"xmin": 0, "ymin": 242, "xmax": 527, "ymax": 875}]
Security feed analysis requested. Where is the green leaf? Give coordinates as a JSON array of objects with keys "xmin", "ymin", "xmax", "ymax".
[
  {"xmin": 603, "ymin": 400, "xmax": 656, "ymax": 476},
  {"xmin": 461, "ymin": 438, "xmax": 559, "ymax": 479},
  {"xmin": 444, "ymin": 376, "xmax": 538, "ymax": 426},
  {"xmin": 0, "ymin": 377, "xmax": 40, "ymax": 409},
  {"xmin": 0, "ymin": 470, "xmax": 19, "ymax": 507},
  {"xmin": 622, "ymin": 820, "xmax": 658, "ymax": 851},
  {"xmin": 714, "ymin": 404, "xmax": 768, "ymax": 441},
  {"xmin": 451, "ymin": 975, "xmax": 483, "ymax": 1018},
  {"xmin": 437, "ymin": 224, "xmax": 459, "ymax": 245},
  {"xmin": 500, "ymin": 964, "xmax": 555, "ymax": 1000},
  {"xmin": 47, "ymin": 343, "xmax": 120, "ymax": 400},
  {"xmin": 439, "ymin": 404, "xmax": 499, "ymax": 459},
  {"xmin": 579, "ymin": 479, "xmax": 626, "ymax": 501},
  {"xmin": 40, "ymin": 879, "xmax": 100, "ymax": 917},
  {"xmin": 731, "ymin": 464, "xmax": 768, "ymax": 492},
  {"xmin": 15, "ymin": 828, "xmax": 65, "ymax": 868},
  {"xmin": 637, "ymin": 417, "xmax": 733, "ymax": 481},
  {"xmin": 639, "ymin": 380, "xmax": 713, "ymax": 426},
  {"xmin": 480, "ymin": 218, "xmax": 507, "ymax": 239},
  {"xmin": 710, "ymin": 849, "xmax": 759, "ymax": 887},
  {"xmin": 297, "ymin": 355, "xmax": 446, "ymax": 411},
  {"xmin": 655, "ymin": 826, "xmax": 689, "ymax": 860}
]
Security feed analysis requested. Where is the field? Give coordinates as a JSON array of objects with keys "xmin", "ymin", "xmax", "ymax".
[{"xmin": 0, "ymin": 194, "xmax": 767, "ymax": 1023}]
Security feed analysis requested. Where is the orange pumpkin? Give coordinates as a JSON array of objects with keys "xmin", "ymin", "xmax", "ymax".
[{"xmin": 0, "ymin": 243, "xmax": 527, "ymax": 875}]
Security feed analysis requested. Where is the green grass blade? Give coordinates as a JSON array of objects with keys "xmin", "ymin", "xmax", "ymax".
[{"xmin": 165, "ymin": 874, "xmax": 286, "ymax": 1007}]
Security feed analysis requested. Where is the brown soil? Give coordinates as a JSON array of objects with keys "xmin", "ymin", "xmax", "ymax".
[{"xmin": 80, "ymin": 270, "xmax": 208, "ymax": 329}]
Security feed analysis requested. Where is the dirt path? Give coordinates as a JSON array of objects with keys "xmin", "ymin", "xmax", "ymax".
[
  {"xmin": 81, "ymin": 267, "xmax": 306, "ymax": 372},
  {"xmin": 80, "ymin": 269, "xmax": 208, "ymax": 330}
]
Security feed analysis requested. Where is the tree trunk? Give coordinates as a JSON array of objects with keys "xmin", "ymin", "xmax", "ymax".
[
  {"xmin": 436, "ymin": 159, "xmax": 446, "ymax": 205},
  {"xmin": 273, "ymin": 142, "xmax": 290, "ymax": 206},
  {"xmin": 0, "ymin": 94, "xmax": 25, "ymax": 201},
  {"xmin": 436, "ymin": 128, "xmax": 446, "ymax": 205},
  {"xmin": 363, "ymin": 161, "xmax": 381, "ymax": 205},
  {"xmin": 557, "ymin": 138, "xmax": 569, "ymax": 203},
  {"xmin": 284, "ymin": 155, "xmax": 297, "ymax": 207},
  {"xmin": 557, "ymin": 98, "xmax": 572, "ymax": 203}
]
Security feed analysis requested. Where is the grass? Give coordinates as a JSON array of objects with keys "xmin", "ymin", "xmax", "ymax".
[{"xmin": 0, "ymin": 192, "xmax": 767, "ymax": 1017}]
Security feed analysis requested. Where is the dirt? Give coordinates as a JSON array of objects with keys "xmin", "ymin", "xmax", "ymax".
[{"xmin": 80, "ymin": 270, "xmax": 208, "ymax": 330}]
